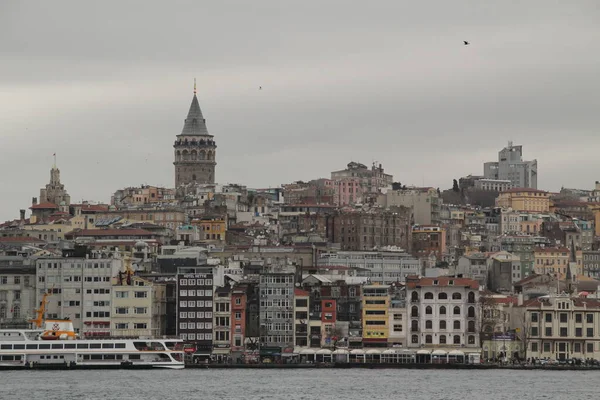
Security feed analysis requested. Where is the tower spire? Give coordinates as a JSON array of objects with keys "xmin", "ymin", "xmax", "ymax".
[
  {"xmin": 53, "ymin": 153, "xmax": 57, "ymax": 169},
  {"xmin": 194, "ymin": 78, "xmax": 196, "ymax": 95}
]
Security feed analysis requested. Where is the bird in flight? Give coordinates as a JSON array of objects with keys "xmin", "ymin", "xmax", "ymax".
[
  {"xmin": 464, "ymin": 41, "xmax": 470, "ymax": 45},
  {"xmin": 259, "ymin": 86, "xmax": 262, "ymax": 90}
]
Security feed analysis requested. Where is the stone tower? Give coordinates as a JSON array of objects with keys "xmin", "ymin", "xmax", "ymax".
[
  {"xmin": 173, "ymin": 83, "xmax": 217, "ymax": 188},
  {"xmin": 39, "ymin": 155, "xmax": 71, "ymax": 212}
]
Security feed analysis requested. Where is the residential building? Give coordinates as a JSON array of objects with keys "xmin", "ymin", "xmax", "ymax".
[
  {"xmin": 176, "ymin": 268, "xmax": 214, "ymax": 358},
  {"xmin": 534, "ymin": 247, "xmax": 582, "ymax": 277},
  {"xmin": 456, "ymin": 253, "xmax": 488, "ymax": 286},
  {"xmin": 474, "ymin": 179, "xmax": 514, "ymax": 192},
  {"xmin": 326, "ymin": 208, "xmax": 412, "ymax": 252},
  {"xmin": 483, "ymin": 142, "xmax": 538, "ymax": 189},
  {"xmin": 331, "ymin": 161, "xmax": 393, "ymax": 201},
  {"xmin": 496, "ymin": 189, "xmax": 550, "ymax": 213},
  {"xmin": 0, "ymin": 265, "xmax": 36, "ymax": 328},
  {"xmin": 35, "ymin": 255, "xmax": 122, "ymax": 335},
  {"xmin": 294, "ymin": 289, "xmax": 309, "ymax": 348},
  {"xmin": 388, "ymin": 287, "xmax": 407, "ymax": 347},
  {"xmin": 412, "ymin": 225, "xmax": 446, "ymax": 260},
  {"xmin": 320, "ymin": 299, "xmax": 337, "ymax": 347},
  {"xmin": 111, "ymin": 185, "xmax": 176, "ymax": 206},
  {"xmin": 93, "ymin": 208, "xmax": 187, "ymax": 230},
  {"xmin": 378, "ymin": 187, "xmax": 441, "ymax": 225},
  {"xmin": 174, "ymin": 86, "xmax": 217, "ymax": 187},
  {"xmin": 213, "ymin": 286, "xmax": 231, "ymax": 361},
  {"xmin": 362, "ymin": 284, "xmax": 390, "ymax": 348},
  {"xmin": 259, "ymin": 272, "xmax": 295, "ymax": 351},
  {"xmin": 191, "ymin": 216, "xmax": 226, "ymax": 243},
  {"xmin": 583, "ymin": 251, "xmax": 600, "ymax": 279},
  {"xmin": 488, "ymin": 251, "xmax": 521, "ymax": 292},
  {"xmin": 406, "ymin": 277, "xmax": 480, "ymax": 352},
  {"xmin": 230, "ymin": 285, "xmax": 248, "ymax": 359}
]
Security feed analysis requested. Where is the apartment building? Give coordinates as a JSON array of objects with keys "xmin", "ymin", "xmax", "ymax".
[
  {"xmin": 213, "ymin": 286, "xmax": 231, "ymax": 361},
  {"xmin": 293, "ymin": 289, "xmax": 309, "ymax": 348},
  {"xmin": 0, "ymin": 265, "xmax": 36, "ymax": 327},
  {"xmin": 231, "ymin": 285, "xmax": 248, "ymax": 358},
  {"xmin": 362, "ymin": 284, "xmax": 390, "ymax": 348},
  {"xmin": 259, "ymin": 272, "xmax": 295, "ymax": 351}
]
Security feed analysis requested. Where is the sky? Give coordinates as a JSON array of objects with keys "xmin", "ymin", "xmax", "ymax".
[{"xmin": 1, "ymin": 0, "xmax": 599, "ymax": 222}]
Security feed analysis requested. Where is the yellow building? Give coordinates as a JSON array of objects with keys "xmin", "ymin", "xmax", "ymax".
[
  {"xmin": 589, "ymin": 204, "xmax": 600, "ymax": 237},
  {"xmin": 362, "ymin": 284, "xmax": 390, "ymax": 348},
  {"xmin": 111, "ymin": 259, "xmax": 166, "ymax": 337},
  {"xmin": 192, "ymin": 216, "xmax": 226, "ymax": 242},
  {"xmin": 534, "ymin": 247, "xmax": 583, "ymax": 276},
  {"xmin": 496, "ymin": 189, "xmax": 550, "ymax": 212}
]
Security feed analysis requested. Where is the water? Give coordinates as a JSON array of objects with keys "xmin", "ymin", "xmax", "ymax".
[{"xmin": 0, "ymin": 369, "xmax": 596, "ymax": 399}]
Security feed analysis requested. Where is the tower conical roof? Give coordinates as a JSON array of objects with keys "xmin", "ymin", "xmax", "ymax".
[{"xmin": 180, "ymin": 94, "xmax": 209, "ymax": 136}]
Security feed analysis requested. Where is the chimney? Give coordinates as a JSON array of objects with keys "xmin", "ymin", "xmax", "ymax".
[
  {"xmin": 517, "ymin": 293, "xmax": 523, "ymax": 306},
  {"xmin": 19, "ymin": 209, "xmax": 25, "ymax": 221},
  {"xmin": 32, "ymin": 197, "xmax": 38, "ymax": 206}
]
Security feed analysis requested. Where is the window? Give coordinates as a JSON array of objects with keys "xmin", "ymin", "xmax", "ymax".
[
  {"xmin": 440, "ymin": 306, "xmax": 446, "ymax": 315},
  {"xmin": 560, "ymin": 327, "xmax": 568, "ymax": 337},
  {"xmin": 235, "ymin": 312, "xmax": 242, "ymax": 320},
  {"xmin": 467, "ymin": 321, "xmax": 475, "ymax": 333},
  {"xmin": 531, "ymin": 343, "xmax": 539, "ymax": 352},
  {"xmin": 574, "ymin": 343, "xmax": 581, "ymax": 353},
  {"xmin": 235, "ymin": 298, "xmax": 242, "ymax": 305},
  {"xmin": 545, "ymin": 327, "xmax": 552, "ymax": 336},
  {"xmin": 424, "ymin": 292, "xmax": 434, "ymax": 300},
  {"xmin": 587, "ymin": 343, "xmax": 594, "ymax": 353},
  {"xmin": 394, "ymin": 324, "xmax": 403, "ymax": 332},
  {"xmin": 587, "ymin": 314, "xmax": 594, "ymax": 324},
  {"xmin": 560, "ymin": 313, "xmax": 568, "ymax": 323},
  {"xmin": 467, "ymin": 306, "xmax": 475, "ymax": 318},
  {"xmin": 135, "ymin": 291, "xmax": 147, "ymax": 298},
  {"xmin": 531, "ymin": 327, "xmax": 539, "ymax": 337},
  {"xmin": 411, "ymin": 335, "xmax": 418, "ymax": 344},
  {"xmin": 452, "ymin": 293, "xmax": 462, "ymax": 300},
  {"xmin": 116, "ymin": 291, "xmax": 128, "ymax": 298},
  {"xmin": 425, "ymin": 335, "xmax": 432, "ymax": 344},
  {"xmin": 453, "ymin": 335, "xmax": 460, "ymax": 344},
  {"xmin": 425, "ymin": 320, "xmax": 432, "ymax": 329},
  {"xmin": 439, "ymin": 335, "xmax": 447, "ymax": 344},
  {"xmin": 438, "ymin": 292, "xmax": 448, "ymax": 300},
  {"xmin": 576, "ymin": 313, "xmax": 582, "ymax": 323},
  {"xmin": 468, "ymin": 335, "xmax": 475, "ymax": 344},
  {"xmin": 115, "ymin": 307, "xmax": 128, "ymax": 315},
  {"xmin": 545, "ymin": 313, "xmax": 552, "ymax": 323},
  {"xmin": 134, "ymin": 307, "xmax": 147, "ymax": 314},
  {"xmin": 543, "ymin": 343, "xmax": 551, "ymax": 353},
  {"xmin": 587, "ymin": 328, "xmax": 594, "ymax": 337},
  {"xmin": 439, "ymin": 320, "xmax": 447, "ymax": 330},
  {"xmin": 576, "ymin": 328, "xmax": 583, "ymax": 337},
  {"xmin": 453, "ymin": 320, "xmax": 461, "ymax": 330},
  {"xmin": 134, "ymin": 323, "xmax": 147, "ymax": 329},
  {"xmin": 453, "ymin": 306, "xmax": 460, "ymax": 315},
  {"xmin": 425, "ymin": 306, "xmax": 432, "ymax": 315}
]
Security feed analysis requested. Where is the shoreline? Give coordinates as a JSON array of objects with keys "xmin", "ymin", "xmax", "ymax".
[{"xmin": 2, "ymin": 362, "xmax": 599, "ymax": 371}]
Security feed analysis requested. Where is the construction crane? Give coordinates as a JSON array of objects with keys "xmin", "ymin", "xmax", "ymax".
[{"xmin": 29, "ymin": 288, "xmax": 52, "ymax": 329}]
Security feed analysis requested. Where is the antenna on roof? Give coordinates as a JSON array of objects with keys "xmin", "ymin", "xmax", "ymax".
[{"xmin": 194, "ymin": 78, "xmax": 197, "ymax": 95}]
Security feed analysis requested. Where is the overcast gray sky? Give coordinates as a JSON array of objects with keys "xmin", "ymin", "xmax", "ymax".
[{"xmin": 1, "ymin": 0, "xmax": 599, "ymax": 221}]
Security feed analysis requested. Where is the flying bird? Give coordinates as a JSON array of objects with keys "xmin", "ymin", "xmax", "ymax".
[
  {"xmin": 259, "ymin": 86, "xmax": 262, "ymax": 90},
  {"xmin": 463, "ymin": 41, "xmax": 470, "ymax": 45}
]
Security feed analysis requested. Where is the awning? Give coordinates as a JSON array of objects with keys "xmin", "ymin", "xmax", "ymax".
[
  {"xmin": 300, "ymin": 348, "xmax": 316, "ymax": 355},
  {"xmin": 448, "ymin": 350, "xmax": 465, "ymax": 356},
  {"xmin": 432, "ymin": 350, "xmax": 447, "ymax": 356},
  {"xmin": 366, "ymin": 349, "xmax": 381, "ymax": 355},
  {"xmin": 382, "ymin": 349, "xmax": 396, "ymax": 355},
  {"xmin": 417, "ymin": 350, "xmax": 431, "ymax": 355},
  {"xmin": 332, "ymin": 349, "xmax": 349, "ymax": 355},
  {"xmin": 350, "ymin": 349, "xmax": 366, "ymax": 355},
  {"xmin": 316, "ymin": 349, "xmax": 332, "ymax": 355}
]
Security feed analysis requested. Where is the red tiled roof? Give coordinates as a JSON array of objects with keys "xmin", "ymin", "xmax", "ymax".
[
  {"xmin": 521, "ymin": 297, "xmax": 600, "ymax": 308},
  {"xmin": 490, "ymin": 297, "xmax": 519, "ymax": 305},
  {"xmin": 294, "ymin": 288, "xmax": 310, "ymax": 297},
  {"xmin": 0, "ymin": 236, "xmax": 45, "ymax": 243},
  {"xmin": 67, "ymin": 229, "xmax": 155, "ymax": 237},
  {"xmin": 406, "ymin": 277, "xmax": 479, "ymax": 289},
  {"xmin": 535, "ymin": 247, "xmax": 569, "ymax": 253},
  {"xmin": 30, "ymin": 202, "xmax": 59, "ymax": 210}
]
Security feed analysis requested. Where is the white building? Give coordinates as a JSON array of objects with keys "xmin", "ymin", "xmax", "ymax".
[
  {"xmin": 0, "ymin": 265, "xmax": 36, "ymax": 326},
  {"xmin": 406, "ymin": 277, "xmax": 481, "ymax": 354},
  {"xmin": 483, "ymin": 142, "xmax": 538, "ymax": 189},
  {"xmin": 35, "ymin": 254, "xmax": 122, "ymax": 335},
  {"xmin": 317, "ymin": 251, "xmax": 421, "ymax": 284}
]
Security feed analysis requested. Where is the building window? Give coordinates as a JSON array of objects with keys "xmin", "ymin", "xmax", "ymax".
[
  {"xmin": 587, "ymin": 328, "xmax": 594, "ymax": 337},
  {"xmin": 531, "ymin": 343, "xmax": 539, "ymax": 352},
  {"xmin": 438, "ymin": 292, "xmax": 448, "ymax": 300},
  {"xmin": 424, "ymin": 292, "xmax": 434, "ymax": 300},
  {"xmin": 453, "ymin": 320, "xmax": 461, "ymax": 330},
  {"xmin": 439, "ymin": 335, "xmax": 447, "ymax": 344},
  {"xmin": 531, "ymin": 313, "xmax": 539, "ymax": 323},
  {"xmin": 543, "ymin": 343, "xmax": 551, "ymax": 353},
  {"xmin": 425, "ymin": 306, "xmax": 432, "ymax": 315},
  {"xmin": 545, "ymin": 327, "xmax": 552, "ymax": 336},
  {"xmin": 425, "ymin": 335, "xmax": 432, "ymax": 344},
  {"xmin": 545, "ymin": 313, "xmax": 552, "ymax": 323},
  {"xmin": 440, "ymin": 306, "xmax": 446, "ymax": 315},
  {"xmin": 560, "ymin": 327, "xmax": 568, "ymax": 337},
  {"xmin": 425, "ymin": 320, "xmax": 432, "ymax": 329},
  {"xmin": 560, "ymin": 313, "xmax": 568, "ymax": 323},
  {"xmin": 452, "ymin": 293, "xmax": 462, "ymax": 300},
  {"xmin": 574, "ymin": 343, "xmax": 581, "ymax": 353},
  {"xmin": 467, "ymin": 306, "xmax": 475, "ymax": 318},
  {"xmin": 587, "ymin": 314, "xmax": 594, "ymax": 324},
  {"xmin": 587, "ymin": 343, "xmax": 594, "ymax": 353},
  {"xmin": 439, "ymin": 320, "xmax": 446, "ymax": 330},
  {"xmin": 575, "ymin": 313, "xmax": 582, "ymax": 323},
  {"xmin": 411, "ymin": 335, "xmax": 418, "ymax": 344},
  {"xmin": 453, "ymin": 306, "xmax": 460, "ymax": 315},
  {"xmin": 531, "ymin": 327, "xmax": 539, "ymax": 337},
  {"xmin": 576, "ymin": 328, "xmax": 583, "ymax": 337},
  {"xmin": 453, "ymin": 335, "xmax": 460, "ymax": 344},
  {"xmin": 235, "ymin": 298, "xmax": 242, "ymax": 305}
]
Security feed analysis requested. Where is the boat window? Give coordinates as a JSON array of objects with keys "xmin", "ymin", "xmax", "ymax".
[
  {"xmin": 102, "ymin": 343, "xmax": 114, "ymax": 349},
  {"xmin": 26, "ymin": 344, "xmax": 37, "ymax": 349},
  {"xmin": 129, "ymin": 354, "xmax": 141, "ymax": 360},
  {"xmin": 91, "ymin": 355, "xmax": 102, "ymax": 360},
  {"xmin": 2, "ymin": 356, "xmax": 14, "ymax": 361},
  {"xmin": 51, "ymin": 344, "xmax": 63, "ymax": 349},
  {"xmin": 116, "ymin": 355, "xmax": 123, "ymax": 360},
  {"xmin": 103, "ymin": 354, "xmax": 116, "ymax": 360},
  {"xmin": 14, "ymin": 344, "xmax": 25, "ymax": 350},
  {"xmin": 77, "ymin": 343, "xmax": 89, "ymax": 349},
  {"xmin": 15, "ymin": 355, "xmax": 21, "ymax": 360},
  {"xmin": 115, "ymin": 343, "xmax": 126, "ymax": 349},
  {"xmin": 39, "ymin": 344, "xmax": 51, "ymax": 349},
  {"xmin": 83, "ymin": 355, "xmax": 90, "ymax": 360},
  {"xmin": 0, "ymin": 344, "xmax": 12, "ymax": 350},
  {"xmin": 65, "ymin": 343, "xmax": 76, "ymax": 349},
  {"xmin": 90, "ymin": 343, "xmax": 102, "ymax": 349}
]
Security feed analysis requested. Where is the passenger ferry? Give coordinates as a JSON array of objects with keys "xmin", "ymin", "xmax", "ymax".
[{"xmin": 0, "ymin": 293, "xmax": 185, "ymax": 370}]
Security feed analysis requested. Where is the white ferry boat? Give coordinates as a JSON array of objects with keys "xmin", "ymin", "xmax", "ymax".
[{"xmin": 0, "ymin": 294, "xmax": 185, "ymax": 370}]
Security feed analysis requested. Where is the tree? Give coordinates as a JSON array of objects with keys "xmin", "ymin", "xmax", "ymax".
[
  {"xmin": 478, "ymin": 293, "xmax": 500, "ymax": 346},
  {"xmin": 452, "ymin": 179, "xmax": 459, "ymax": 192},
  {"xmin": 515, "ymin": 309, "xmax": 531, "ymax": 361}
]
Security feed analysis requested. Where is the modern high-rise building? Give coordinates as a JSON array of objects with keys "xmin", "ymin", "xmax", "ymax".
[
  {"xmin": 483, "ymin": 142, "xmax": 538, "ymax": 189},
  {"xmin": 173, "ymin": 83, "xmax": 217, "ymax": 188}
]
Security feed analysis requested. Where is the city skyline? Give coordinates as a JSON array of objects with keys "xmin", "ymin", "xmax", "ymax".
[{"xmin": 2, "ymin": 1, "xmax": 600, "ymax": 222}]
